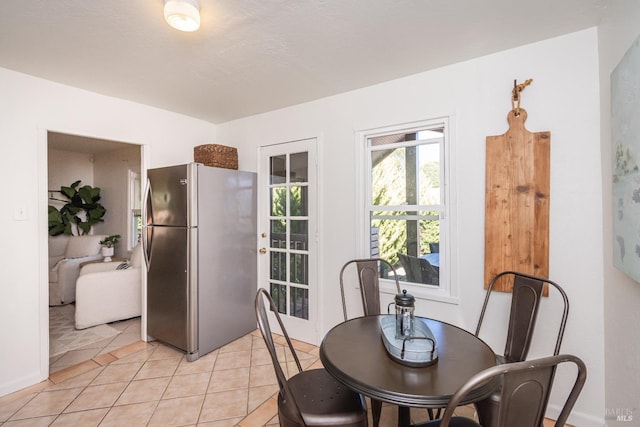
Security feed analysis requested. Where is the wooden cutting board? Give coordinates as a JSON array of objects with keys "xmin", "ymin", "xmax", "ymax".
[{"xmin": 484, "ymin": 109, "xmax": 550, "ymax": 293}]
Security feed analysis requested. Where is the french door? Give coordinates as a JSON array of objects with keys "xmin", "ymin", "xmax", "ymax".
[{"xmin": 258, "ymin": 138, "xmax": 318, "ymax": 344}]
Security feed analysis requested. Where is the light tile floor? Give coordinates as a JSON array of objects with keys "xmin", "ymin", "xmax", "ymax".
[
  {"xmin": 2, "ymin": 327, "xmax": 565, "ymax": 427},
  {"xmin": 49, "ymin": 316, "xmax": 143, "ymax": 374}
]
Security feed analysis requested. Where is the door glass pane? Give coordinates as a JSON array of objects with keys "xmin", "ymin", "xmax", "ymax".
[
  {"xmin": 270, "ymin": 251, "xmax": 286, "ymax": 281},
  {"xmin": 290, "ymin": 287, "xmax": 309, "ymax": 319},
  {"xmin": 270, "ymin": 155, "xmax": 286, "ymax": 184},
  {"xmin": 290, "ymin": 253, "xmax": 308, "ymax": 285},
  {"xmin": 290, "ymin": 220, "xmax": 308, "ymax": 250},
  {"xmin": 290, "ymin": 186, "xmax": 308, "ymax": 216},
  {"xmin": 270, "ymin": 283, "xmax": 287, "ymax": 314},
  {"xmin": 290, "ymin": 152, "xmax": 308, "ymax": 183},
  {"xmin": 270, "ymin": 187, "xmax": 287, "ymax": 216},
  {"xmin": 270, "ymin": 219, "xmax": 286, "ymax": 248}
]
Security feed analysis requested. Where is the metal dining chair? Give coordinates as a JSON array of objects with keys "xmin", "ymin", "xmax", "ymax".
[
  {"xmin": 255, "ymin": 288, "xmax": 368, "ymax": 427},
  {"xmin": 339, "ymin": 258, "xmax": 401, "ymax": 427},
  {"xmin": 339, "ymin": 258, "xmax": 401, "ymax": 321},
  {"xmin": 397, "ymin": 253, "xmax": 439, "ymax": 285},
  {"xmin": 412, "ymin": 354, "xmax": 587, "ymax": 427},
  {"xmin": 474, "ymin": 271, "xmax": 570, "ymax": 426}
]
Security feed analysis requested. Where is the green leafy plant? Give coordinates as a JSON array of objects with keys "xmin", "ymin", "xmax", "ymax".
[
  {"xmin": 48, "ymin": 180, "xmax": 106, "ymax": 236},
  {"xmin": 99, "ymin": 234, "xmax": 121, "ymax": 248}
]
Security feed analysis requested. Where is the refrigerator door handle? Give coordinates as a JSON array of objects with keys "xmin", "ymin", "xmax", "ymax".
[{"xmin": 142, "ymin": 177, "xmax": 153, "ymax": 270}]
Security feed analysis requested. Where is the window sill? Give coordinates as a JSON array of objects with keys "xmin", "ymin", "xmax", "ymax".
[{"xmin": 380, "ymin": 280, "xmax": 459, "ymax": 305}]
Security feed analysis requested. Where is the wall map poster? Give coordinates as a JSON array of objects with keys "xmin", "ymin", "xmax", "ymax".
[{"xmin": 612, "ymin": 34, "xmax": 640, "ymax": 283}]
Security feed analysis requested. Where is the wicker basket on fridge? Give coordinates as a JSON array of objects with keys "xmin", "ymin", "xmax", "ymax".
[{"xmin": 194, "ymin": 144, "xmax": 238, "ymax": 170}]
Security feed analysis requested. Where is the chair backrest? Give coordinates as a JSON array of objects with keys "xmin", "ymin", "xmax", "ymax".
[
  {"xmin": 339, "ymin": 258, "xmax": 401, "ymax": 321},
  {"xmin": 254, "ymin": 288, "xmax": 305, "ymax": 425},
  {"xmin": 436, "ymin": 354, "xmax": 586, "ymax": 427},
  {"xmin": 397, "ymin": 253, "xmax": 439, "ymax": 286},
  {"xmin": 475, "ymin": 271, "xmax": 569, "ymax": 363}
]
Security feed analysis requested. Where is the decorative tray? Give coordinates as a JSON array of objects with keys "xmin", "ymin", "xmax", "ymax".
[{"xmin": 379, "ymin": 315, "xmax": 438, "ymax": 367}]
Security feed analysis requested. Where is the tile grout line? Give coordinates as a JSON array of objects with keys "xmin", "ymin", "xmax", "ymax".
[
  {"xmin": 45, "ymin": 340, "xmax": 157, "ymax": 426},
  {"xmin": 4, "ymin": 332, "xmax": 314, "ymax": 426}
]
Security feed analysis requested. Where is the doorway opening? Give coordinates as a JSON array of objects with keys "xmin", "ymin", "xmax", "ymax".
[{"xmin": 46, "ymin": 131, "xmax": 144, "ymax": 374}]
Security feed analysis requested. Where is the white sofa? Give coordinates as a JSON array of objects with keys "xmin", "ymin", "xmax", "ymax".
[
  {"xmin": 75, "ymin": 244, "xmax": 142, "ymax": 329},
  {"xmin": 49, "ymin": 234, "xmax": 107, "ymax": 306}
]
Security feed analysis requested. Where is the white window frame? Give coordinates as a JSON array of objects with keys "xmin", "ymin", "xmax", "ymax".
[
  {"xmin": 356, "ymin": 117, "xmax": 459, "ymax": 304},
  {"xmin": 127, "ymin": 169, "xmax": 142, "ymax": 252}
]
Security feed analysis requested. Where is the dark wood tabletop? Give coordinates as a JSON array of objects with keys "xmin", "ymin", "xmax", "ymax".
[{"xmin": 320, "ymin": 315, "xmax": 497, "ymax": 425}]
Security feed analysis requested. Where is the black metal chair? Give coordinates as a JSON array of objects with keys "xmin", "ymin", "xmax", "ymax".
[
  {"xmin": 339, "ymin": 258, "xmax": 401, "ymax": 321},
  {"xmin": 474, "ymin": 271, "xmax": 570, "ymax": 426},
  {"xmin": 397, "ymin": 252, "xmax": 439, "ymax": 285},
  {"xmin": 412, "ymin": 354, "xmax": 586, "ymax": 427},
  {"xmin": 255, "ymin": 288, "xmax": 368, "ymax": 427},
  {"xmin": 339, "ymin": 258, "xmax": 400, "ymax": 427}
]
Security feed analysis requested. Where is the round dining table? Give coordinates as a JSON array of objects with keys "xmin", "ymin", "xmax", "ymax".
[{"xmin": 320, "ymin": 315, "xmax": 497, "ymax": 427}]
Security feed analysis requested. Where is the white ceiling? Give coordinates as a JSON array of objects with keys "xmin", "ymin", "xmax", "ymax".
[{"xmin": 1, "ymin": 0, "xmax": 608, "ymax": 125}]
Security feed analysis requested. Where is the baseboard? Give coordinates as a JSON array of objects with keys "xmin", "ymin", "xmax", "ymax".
[
  {"xmin": 0, "ymin": 371, "xmax": 48, "ymax": 399},
  {"xmin": 546, "ymin": 403, "xmax": 604, "ymax": 427}
]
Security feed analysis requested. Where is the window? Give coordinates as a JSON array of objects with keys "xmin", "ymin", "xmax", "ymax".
[
  {"xmin": 361, "ymin": 118, "xmax": 456, "ymax": 302},
  {"xmin": 128, "ymin": 170, "xmax": 142, "ymax": 251}
]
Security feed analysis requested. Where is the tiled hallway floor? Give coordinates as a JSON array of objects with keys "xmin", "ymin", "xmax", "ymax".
[
  {"xmin": 49, "ymin": 315, "xmax": 142, "ymax": 374},
  {"xmin": 1, "ymin": 330, "xmax": 321, "ymax": 426},
  {"xmin": 2, "ymin": 329, "xmax": 562, "ymax": 426}
]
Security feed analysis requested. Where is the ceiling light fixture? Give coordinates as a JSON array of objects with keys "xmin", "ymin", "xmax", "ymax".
[{"xmin": 164, "ymin": 0, "xmax": 201, "ymax": 32}]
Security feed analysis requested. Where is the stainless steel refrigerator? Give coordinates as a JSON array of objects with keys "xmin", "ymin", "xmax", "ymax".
[{"xmin": 143, "ymin": 163, "xmax": 257, "ymax": 361}]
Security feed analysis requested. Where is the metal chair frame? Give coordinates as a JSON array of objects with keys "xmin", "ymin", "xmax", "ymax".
[
  {"xmin": 473, "ymin": 271, "xmax": 570, "ymax": 427},
  {"xmin": 476, "ymin": 271, "xmax": 570, "ymax": 363},
  {"xmin": 339, "ymin": 258, "xmax": 401, "ymax": 321},
  {"xmin": 339, "ymin": 258, "xmax": 401, "ymax": 427},
  {"xmin": 413, "ymin": 354, "xmax": 587, "ymax": 427},
  {"xmin": 255, "ymin": 288, "xmax": 368, "ymax": 427},
  {"xmin": 397, "ymin": 252, "xmax": 440, "ymax": 286}
]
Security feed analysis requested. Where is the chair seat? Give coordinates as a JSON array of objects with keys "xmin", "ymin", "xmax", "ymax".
[{"xmin": 278, "ymin": 369, "xmax": 367, "ymax": 427}]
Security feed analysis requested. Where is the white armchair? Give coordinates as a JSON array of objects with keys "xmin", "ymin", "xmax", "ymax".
[
  {"xmin": 75, "ymin": 244, "xmax": 143, "ymax": 330},
  {"xmin": 49, "ymin": 234, "xmax": 107, "ymax": 306}
]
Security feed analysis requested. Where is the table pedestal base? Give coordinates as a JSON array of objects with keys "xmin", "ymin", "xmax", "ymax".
[{"xmin": 398, "ymin": 407, "xmax": 411, "ymax": 427}]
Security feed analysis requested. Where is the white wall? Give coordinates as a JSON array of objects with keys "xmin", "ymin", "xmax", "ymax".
[
  {"xmin": 0, "ymin": 67, "xmax": 217, "ymax": 397},
  {"xmin": 94, "ymin": 144, "xmax": 141, "ymax": 259},
  {"xmin": 48, "ymin": 149, "xmax": 95, "ymax": 212},
  {"xmin": 598, "ymin": 1, "xmax": 640, "ymax": 424},
  {"xmin": 217, "ymin": 29, "xmax": 604, "ymax": 425}
]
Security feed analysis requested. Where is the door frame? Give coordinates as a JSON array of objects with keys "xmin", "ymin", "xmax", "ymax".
[
  {"xmin": 39, "ymin": 127, "xmax": 148, "ymax": 381},
  {"xmin": 257, "ymin": 137, "xmax": 320, "ymax": 345}
]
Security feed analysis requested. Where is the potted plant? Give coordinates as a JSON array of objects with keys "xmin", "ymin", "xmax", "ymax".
[
  {"xmin": 99, "ymin": 234, "xmax": 121, "ymax": 262},
  {"xmin": 48, "ymin": 180, "xmax": 106, "ymax": 236}
]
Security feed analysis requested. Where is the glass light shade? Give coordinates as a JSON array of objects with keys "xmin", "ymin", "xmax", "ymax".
[{"xmin": 164, "ymin": 0, "xmax": 200, "ymax": 32}]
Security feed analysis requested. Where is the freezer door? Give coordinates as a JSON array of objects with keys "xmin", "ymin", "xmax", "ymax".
[
  {"xmin": 146, "ymin": 226, "xmax": 197, "ymax": 353},
  {"xmin": 146, "ymin": 164, "xmax": 197, "ymax": 227},
  {"xmin": 196, "ymin": 167, "xmax": 257, "ymax": 355}
]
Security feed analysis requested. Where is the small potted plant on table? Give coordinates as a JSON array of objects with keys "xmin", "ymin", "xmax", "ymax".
[{"xmin": 99, "ymin": 234, "xmax": 121, "ymax": 262}]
